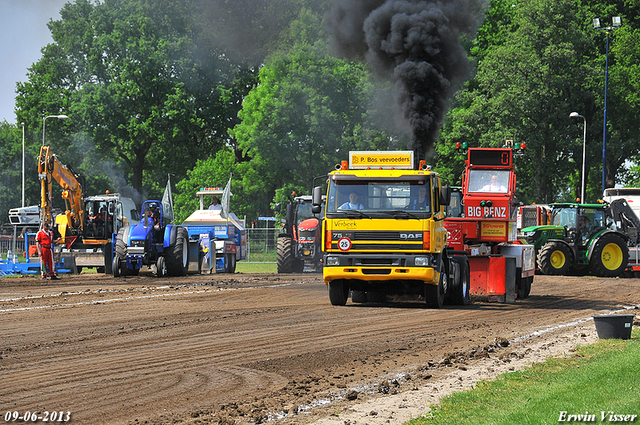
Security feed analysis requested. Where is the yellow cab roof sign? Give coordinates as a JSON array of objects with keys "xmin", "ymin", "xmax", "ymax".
[{"xmin": 349, "ymin": 151, "xmax": 414, "ymax": 169}]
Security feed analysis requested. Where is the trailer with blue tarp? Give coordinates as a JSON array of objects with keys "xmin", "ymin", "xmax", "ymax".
[{"xmin": 182, "ymin": 188, "xmax": 247, "ymax": 274}]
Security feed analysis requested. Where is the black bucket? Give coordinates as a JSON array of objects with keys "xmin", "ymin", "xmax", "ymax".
[{"xmin": 593, "ymin": 314, "xmax": 635, "ymax": 340}]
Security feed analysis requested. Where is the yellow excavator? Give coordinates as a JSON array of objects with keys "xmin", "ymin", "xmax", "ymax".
[
  {"xmin": 37, "ymin": 146, "xmax": 140, "ymax": 273},
  {"xmin": 38, "ymin": 145, "xmax": 85, "ymax": 244}
]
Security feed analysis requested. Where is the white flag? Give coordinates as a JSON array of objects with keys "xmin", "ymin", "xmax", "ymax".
[
  {"xmin": 162, "ymin": 177, "xmax": 174, "ymax": 222},
  {"xmin": 221, "ymin": 174, "xmax": 232, "ymax": 219}
]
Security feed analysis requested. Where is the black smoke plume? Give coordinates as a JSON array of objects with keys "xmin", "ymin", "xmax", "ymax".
[{"xmin": 326, "ymin": 0, "xmax": 486, "ymax": 159}]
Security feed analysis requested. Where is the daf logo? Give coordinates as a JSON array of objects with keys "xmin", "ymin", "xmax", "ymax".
[{"xmin": 400, "ymin": 233, "xmax": 422, "ymax": 240}]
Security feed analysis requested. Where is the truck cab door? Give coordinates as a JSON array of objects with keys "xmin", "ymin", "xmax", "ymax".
[{"xmin": 114, "ymin": 202, "xmax": 124, "ymax": 233}]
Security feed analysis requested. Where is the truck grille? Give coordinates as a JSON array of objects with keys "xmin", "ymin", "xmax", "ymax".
[
  {"xmin": 330, "ymin": 230, "xmax": 423, "ymax": 252},
  {"xmin": 362, "ymin": 269, "xmax": 391, "ymax": 275},
  {"xmin": 354, "ymin": 231, "xmax": 411, "ymax": 241}
]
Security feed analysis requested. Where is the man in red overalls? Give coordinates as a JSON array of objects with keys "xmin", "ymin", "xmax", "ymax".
[{"xmin": 36, "ymin": 222, "xmax": 59, "ymax": 280}]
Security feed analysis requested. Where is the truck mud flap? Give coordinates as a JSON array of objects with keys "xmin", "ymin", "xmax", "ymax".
[{"xmin": 468, "ymin": 256, "xmax": 516, "ymax": 303}]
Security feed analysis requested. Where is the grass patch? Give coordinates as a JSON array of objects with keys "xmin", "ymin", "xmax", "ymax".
[
  {"xmin": 247, "ymin": 251, "xmax": 277, "ymax": 263},
  {"xmin": 409, "ymin": 328, "xmax": 640, "ymax": 425},
  {"xmin": 236, "ymin": 261, "xmax": 277, "ymax": 274}
]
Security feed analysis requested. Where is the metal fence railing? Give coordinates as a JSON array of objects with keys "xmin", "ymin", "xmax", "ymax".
[
  {"xmin": 0, "ymin": 237, "xmax": 33, "ymax": 259},
  {"xmin": 1, "ymin": 230, "xmax": 280, "ymax": 262},
  {"xmin": 246, "ymin": 227, "xmax": 279, "ymax": 262}
]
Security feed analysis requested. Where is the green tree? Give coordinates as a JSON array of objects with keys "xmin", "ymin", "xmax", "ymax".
[
  {"xmin": 0, "ymin": 122, "xmax": 24, "ymax": 226},
  {"xmin": 438, "ymin": 0, "xmax": 600, "ymax": 204},
  {"xmin": 603, "ymin": 18, "xmax": 640, "ymax": 189},
  {"xmin": 15, "ymin": 0, "xmax": 243, "ymax": 202},
  {"xmin": 173, "ymin": 149, "xmax": 236, "ymax": 223},
  {"xmin": 230, "ymin": 39, "xmax": 379, "ymax": 219}
]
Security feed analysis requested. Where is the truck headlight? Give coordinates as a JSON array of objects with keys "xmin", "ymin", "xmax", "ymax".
[
  {"xmin": 326, "ymin": 256, "xmax": 340, "ymax": 266},
  {"xmin": 415, "ymin": 257, "xmax": 428, "ymax": 266}
]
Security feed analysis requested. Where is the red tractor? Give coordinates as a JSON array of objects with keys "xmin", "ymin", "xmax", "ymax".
[{"xmin": 274, "ymin": 194, "xmax": 324, "ymax": 273}]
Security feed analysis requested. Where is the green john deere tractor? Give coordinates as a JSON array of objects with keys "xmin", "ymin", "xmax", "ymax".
[{"xmin": 520, "ymin": 201, "xmax": 639, "ymax": 277}]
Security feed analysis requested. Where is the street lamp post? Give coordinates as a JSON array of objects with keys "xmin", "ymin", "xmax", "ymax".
[
  {"xmin": 42, "ymin": 114, "xmax": 68, "ymax": 146},
  {"xmin": 593, "ymin": 16, "xmax": 621, "ymax": 192},
  {"xmin": 21, "ymin": 122, "xmax": 25, "ymax": 208},
  {"xmin": 570, "ymin": 112, "xmax": 587, "ymax": 202}
]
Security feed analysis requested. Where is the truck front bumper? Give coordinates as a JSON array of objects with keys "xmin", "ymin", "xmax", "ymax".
[{"xmin": 323, "ymin": 265, "xmax": 437, "ymax": 284}]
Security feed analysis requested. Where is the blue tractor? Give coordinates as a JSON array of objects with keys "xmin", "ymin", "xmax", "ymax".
[{"xmin": 112, "ymin": 200, "xmax": 189, "ymax": 277}]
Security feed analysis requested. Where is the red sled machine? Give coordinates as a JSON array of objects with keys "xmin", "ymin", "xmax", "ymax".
[{"xmin": 444, "ymin": 143, "xmax": 535, "ymax": 302}]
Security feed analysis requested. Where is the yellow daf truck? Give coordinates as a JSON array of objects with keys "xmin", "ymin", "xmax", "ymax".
[{"xmin": 312, "ymin": 151, "xmax": 469, "ymax": 307}]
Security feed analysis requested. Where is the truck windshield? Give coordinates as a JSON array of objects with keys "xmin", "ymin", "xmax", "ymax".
[
  {"xmin": 550, "ymin": 207, "xmax": 577, "ymax": 227},
  {"xmin": 326, "ymin": 179, "xmax": 432, "ymax": 218},
  {"xmin": 468, "ymin": 170, "xmax": 510, "ymax": 194},
  {"xmin": 296, "ymin": 202, "xmax": 323, "ymax": 225}
]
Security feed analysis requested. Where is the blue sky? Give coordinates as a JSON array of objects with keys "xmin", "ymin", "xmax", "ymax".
[{"xmin": 1, "ymin": 0, "xmax": 68, "ymax": 123}]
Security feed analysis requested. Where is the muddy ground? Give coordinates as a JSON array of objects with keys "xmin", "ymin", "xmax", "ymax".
[{"xmin": 1, "ymin": 271, "xmax": 638, "ymax": 425}]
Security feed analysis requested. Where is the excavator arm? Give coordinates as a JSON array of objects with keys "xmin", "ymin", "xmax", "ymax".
[
  {"xmin": 609, "ymin": 199, "xmax": 640, "ymax": 246},
  {"xmin": 38, "ymin": 146, "xmax": 85, "ymax": 235}
]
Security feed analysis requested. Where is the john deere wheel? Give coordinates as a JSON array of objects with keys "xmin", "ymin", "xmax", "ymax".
[
  {"xmin": 589, "ymin": 233, "xmax": 629, "ymax": 277},
  {"xmin": 537, "ymin": 242, "xmax": 573, "ymax": 275}
]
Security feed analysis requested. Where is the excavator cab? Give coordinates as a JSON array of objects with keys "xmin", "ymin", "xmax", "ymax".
[{"xmin": 83, "ymin": 200, "xmax": 113, "ymax": 238}]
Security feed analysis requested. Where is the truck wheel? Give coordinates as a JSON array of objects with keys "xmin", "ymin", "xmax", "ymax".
[
  {"xmin": 448, "ymin": 256, "xmax": 470, "ymax": 305},
  {"xmin": 156, "ymin": 256, "xmax": 166, "ymax": 277},
  {"xmin": 277, "ymin": 236, "xmax": 294, "ymax": 273},
  {"xmin": 425, "ymin": 266, "xmax": 445, "ymax": 308},
  {"xmin": 351, "ymin": 290, "xmax": 367, "ymax": 303},
  {"xmin": 517, "ymin": 274, "xmax": 533, "ymax": 299},
  {"xmin": 328, "ymin": 280, "xmax": 349, "ymax": 306},
  {"xmin": 293, "ymin": 258, "xmax": 304, "ymax": 273},
  {"xmin": 537, "ymin": 242, "xmax": 573, "ymax": 275},
  {"xmin": 225, "ymin": 253, "xmax": 236, "ymax": 273},
  {"xmin": 524, "ymin": 276, "xmax": 533, "ymax": 297},
  {"xmin": 114, "ymin": 227, "xmax": 134, "ymax": 276},
  {"xmin": 589, "ymin": 233, "xmax": 629, "ymax": 277},
  {"xmin": 165, "ymin": 227, "xmax": 189, "ymax": 276},
  {"xmin": 366, "ymin": 291, "xmax": 387, "ymax": 303},
  {"xmin": 115, "ymin": 227, "xmax": 128, "ymax": 259},
  {"xmin": 112, "ymin": 256, "xmax": 121, "ymax": 278}
]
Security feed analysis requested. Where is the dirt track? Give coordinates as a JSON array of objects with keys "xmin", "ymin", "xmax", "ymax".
[{"xmin": 1, "ymin": 271, "xmax": 639, "ymax": 424}]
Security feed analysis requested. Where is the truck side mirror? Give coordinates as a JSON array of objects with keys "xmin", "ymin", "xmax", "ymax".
[
  {"xmin": 274, "ymin": 203, "xmax": 282, "ymax": 213},
  {"xmin": 312, "ymin": 186, "xmax": 322, "ymax": 214},
  {"xmin": 440, "ymin": 186, "xmax": 451, "ymax": 206}
]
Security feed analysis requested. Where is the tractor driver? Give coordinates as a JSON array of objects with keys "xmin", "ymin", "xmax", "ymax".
[
  {"xmin": 578, "ymin": 215, "xmax": 592, "ymax": 239},
  {"xmin": 480, "ymin": 174, "xmax": 507, "ymax": 193},
  {"xmin": 149, "ymin": 203, "xmax": 161, "ymax": 225}
]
